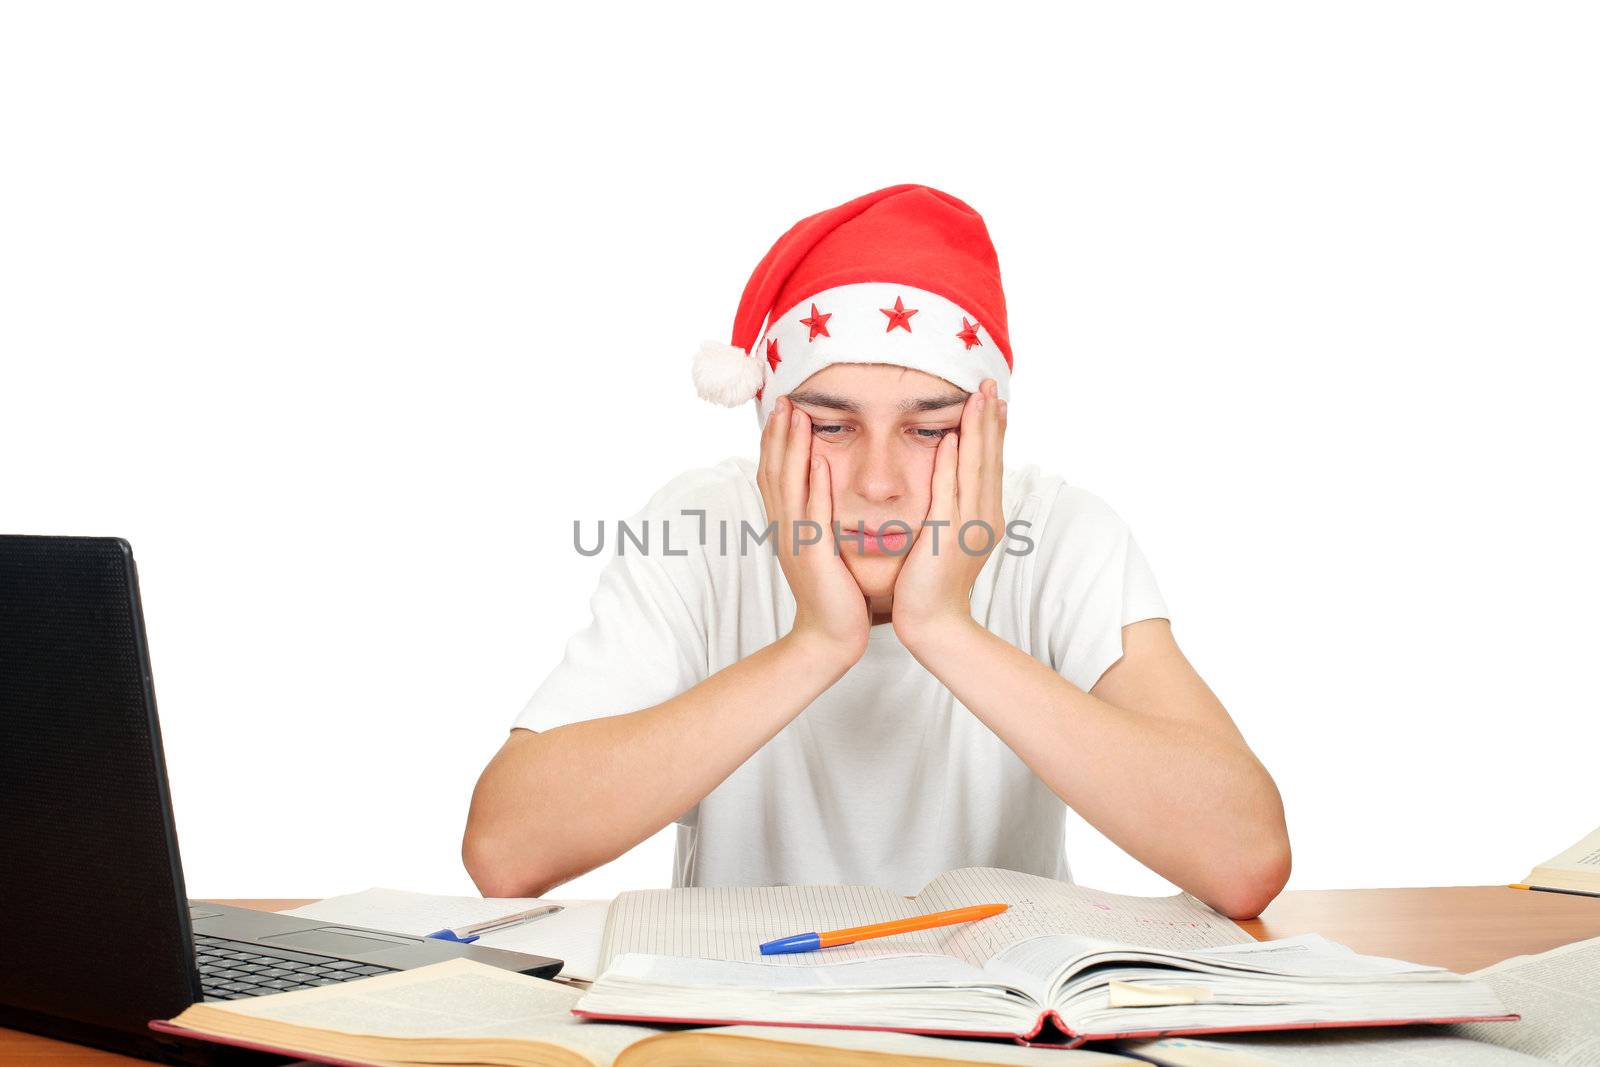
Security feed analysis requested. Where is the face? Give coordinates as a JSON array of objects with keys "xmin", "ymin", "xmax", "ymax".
[{"xmin": 781, "ymin": 362, "xmax": 969, "ymax": 603}]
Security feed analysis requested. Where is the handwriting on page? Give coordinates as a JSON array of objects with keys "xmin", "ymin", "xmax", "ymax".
[{"xmin": 914, "ymin": 868, "xmax": 1253, "ymax": 966}]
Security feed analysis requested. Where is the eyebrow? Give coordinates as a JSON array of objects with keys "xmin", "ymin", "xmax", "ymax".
[{"xmin": 786, "ymin": 388, "xmax": 968, "ymax": 415}]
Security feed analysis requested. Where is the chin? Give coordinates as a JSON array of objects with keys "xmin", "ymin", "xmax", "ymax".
[{"xmin": 843, "ymin": 554, "xmax": 904, "ymax": 600}]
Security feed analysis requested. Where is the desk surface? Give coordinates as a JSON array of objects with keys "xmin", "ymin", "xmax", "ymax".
[{"xmin": 6, "ymin": 886, "xmax": 1597, "ymax": 1065}]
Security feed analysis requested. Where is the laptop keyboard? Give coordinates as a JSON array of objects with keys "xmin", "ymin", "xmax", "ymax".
[{"xmin": 193, "ymin": 933, "xmax": 398, "ymax": 1000}]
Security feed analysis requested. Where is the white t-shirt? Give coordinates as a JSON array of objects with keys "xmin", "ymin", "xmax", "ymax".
[{"xmin": 513, "ymin": 455, "xmax": 1168, "ymax": 896}]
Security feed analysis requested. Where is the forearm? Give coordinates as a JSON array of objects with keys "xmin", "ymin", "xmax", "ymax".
[
  {"xmin": 464, "ymin": 630, "xmax": 853, "ymax": 897},
  {"xmin": 902, "ymin": 619, "xmax": 1288, "ymax": 917}
]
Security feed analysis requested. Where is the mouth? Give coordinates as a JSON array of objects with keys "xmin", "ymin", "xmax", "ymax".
[{"xmin": 849, "ymin": 524, "xmax": 911, "ymax": 555}]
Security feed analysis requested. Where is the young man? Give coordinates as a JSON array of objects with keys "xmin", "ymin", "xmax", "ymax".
[{"xmin": 463, "ymin": 184, "xmax": 1291, "ymax": 919}]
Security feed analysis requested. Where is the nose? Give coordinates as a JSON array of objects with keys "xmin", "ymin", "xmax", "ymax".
[{"xmin": 851, "ymin": 430, "xmax": 907, "ymax": 505}]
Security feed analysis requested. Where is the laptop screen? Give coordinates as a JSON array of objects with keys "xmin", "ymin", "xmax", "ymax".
[{"xmin": 0, "ymin": 535, "xmax": 203, "ymax": 1054}]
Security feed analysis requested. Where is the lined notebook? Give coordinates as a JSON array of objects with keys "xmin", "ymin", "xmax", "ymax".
[
  {"xmin": 576, "ymin": 867, "xmax": 1515, "ymax": 1048},
  {"xmin": 597, "ymin": 866, "xmax": 1249, "ymax": 967}
]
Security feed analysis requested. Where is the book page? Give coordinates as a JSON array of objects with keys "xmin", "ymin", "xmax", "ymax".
[
  {"xmin": 1114, "ymin": 935, "xmax": 1600, "ymax": 1065},
  {"xmin": 578, "ymin": 952, "xmax": 1038, "ymax": 1033},
  {"xmin": 911, "ymin": 867, "xmax": 1254, "ymax": 966},
  {"xmin": 1442, "ymin": 934, "xmax": 1600, "ymax": 1064},
  {"xmin": 179, "ymin": 957, "xmax": 648, "ymax": 1065},
  {"xmin": 1525, "ymin": 825, "xmax": 1600, "ymax": 890},
  {"xmin": 600, "ymin": 883, "xmax": 931, "ymax": 968},
  {"xmin": 1119, "ymin": 1028, "xmax": 1548, "ymax": 1065},
  {"xmin": 984, "ymin": 932, "xmax": 1415, "ymax": 1002}
]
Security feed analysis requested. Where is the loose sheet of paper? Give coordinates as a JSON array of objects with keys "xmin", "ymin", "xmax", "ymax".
[
  {"xmin": 281, "ymin": 887, "xmax": 552, "ymax": 935},
  {"xmin": 476, "ymin": 900, "xmax": 610, "ymax": 981},
  {"xmin": 280, "ymin": 889, "xmax": 608, "ymax": 979}
]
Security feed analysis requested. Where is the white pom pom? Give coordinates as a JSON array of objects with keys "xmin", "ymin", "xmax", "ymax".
[{"xmin": 692, "ymin": 339, "xmax": 766, "ymax": 406}]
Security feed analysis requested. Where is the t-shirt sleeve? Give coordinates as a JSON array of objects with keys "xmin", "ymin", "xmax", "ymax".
[
  {"xmin": 512, "ymin": 513, "xmax": 711, "ymax": 734},
  {"xmin": 1028, "ymin": 485, "xmax": 1169, "ymax": 694}
]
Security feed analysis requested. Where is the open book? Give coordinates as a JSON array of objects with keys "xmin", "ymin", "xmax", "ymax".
[
  {"xmin": 573, "ymin": 867, "xmax": 1516, "ymax": 1048},
  {"xmin": 1517, "ymin": 825, "xmax": 1600, "ymax": 896},
  {"xmin": 1117, "ymin": 932, "xmax": 1600, "ymax": 1065},
  {"xmin": 150, "ymin": 957, "xmax": 1143, "ymax": 1066}
]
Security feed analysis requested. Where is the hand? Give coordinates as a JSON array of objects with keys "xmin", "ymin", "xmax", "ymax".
[
  {"xmin": 891, "ymin": 378, "xmax": 1008, "ymax": 648},
  {"xmin": 757, "ymin": 394, "xmax": 871, "ymax": 667}
]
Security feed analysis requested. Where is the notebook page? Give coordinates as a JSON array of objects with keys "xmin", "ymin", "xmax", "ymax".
[
  {"xmin": 599, "ymin": 883, "xmax": 933, "ymax": 969},
  {"xmin": 911, "ymin": 867, "xmax": 1253, "ymax": 966}
]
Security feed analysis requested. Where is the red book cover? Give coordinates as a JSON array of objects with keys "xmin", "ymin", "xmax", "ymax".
[{"xmin": 569, "ymin": 1005, "xmax": 1521, "ymax": 1050}]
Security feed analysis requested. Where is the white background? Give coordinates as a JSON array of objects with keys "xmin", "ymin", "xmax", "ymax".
[{"xmin": 2, "ymin": 2, "xmax": 1595, "ymax": 903}]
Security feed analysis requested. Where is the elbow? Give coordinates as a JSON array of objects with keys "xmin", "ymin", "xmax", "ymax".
[
  {"xmin": 1210, "ymin": 833, "xmax": 1292, "ymax": 921},
  {"xmin": 461, "ymin": 820, "xmax": 565, "ymax": 899}
]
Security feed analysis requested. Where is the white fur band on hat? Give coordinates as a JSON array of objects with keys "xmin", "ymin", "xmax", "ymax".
[{"xmin": 692, "ymin": 281, "xmax": 1011, "ymax": 427}]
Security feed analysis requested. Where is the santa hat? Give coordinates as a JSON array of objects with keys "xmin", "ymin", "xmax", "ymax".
[{"xmin": 692, "ymin": 183, "xmax": 1013, "ymax": 428}]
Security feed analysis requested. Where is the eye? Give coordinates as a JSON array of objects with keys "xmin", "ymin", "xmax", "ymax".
[
  {"xmin": 911, "ymin": 427, "xmax": 958, "ymax": 443},
  {"xmin": 811, "ymin": 423, "xmax": 851, "ymax": 438}
]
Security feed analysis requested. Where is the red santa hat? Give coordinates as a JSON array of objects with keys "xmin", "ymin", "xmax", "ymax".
[{"xmin": 692, "ymin": 183, "xmax": 1013, "ymax": 428}]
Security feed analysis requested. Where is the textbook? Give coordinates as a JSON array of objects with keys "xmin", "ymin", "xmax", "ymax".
[
  {"xmin": 1117, "ymin": 932, "xmax": 1600, "ymax": 1065},
  {"xmin": 149, "ymin": 957, "xmax": 1141, "ymax": 1066},
  {"xmin": 1516, "ymin": 824, "xmax": 1600, "ymax": 896},
  {"xmin": 572, "ymin": 867, "xmax": 1516, "ymax": 1048}
]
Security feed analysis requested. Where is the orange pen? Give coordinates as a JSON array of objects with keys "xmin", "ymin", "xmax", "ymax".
[{"xmin": 758, "ymin": 903, "xmax": 1008, "ymax": 955}]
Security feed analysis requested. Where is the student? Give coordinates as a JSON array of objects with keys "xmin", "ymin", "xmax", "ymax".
[{"xmin": 463, "ymin": 184, "xmax": 1291, "ymax": 919}]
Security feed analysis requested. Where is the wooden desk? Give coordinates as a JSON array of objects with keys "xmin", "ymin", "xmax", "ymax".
[
  {"xmin": 1235, "ymin": 885, "xmax": 1597, "ymax": 973},
  {"xmin": 5, "ymin": 887, "xmax": 1596, "ymax": 1065}
]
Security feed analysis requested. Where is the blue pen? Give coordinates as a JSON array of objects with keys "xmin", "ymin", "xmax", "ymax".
[{"xmin": 426, "ymin": 904, "xmax": 564, "ymax": 944}]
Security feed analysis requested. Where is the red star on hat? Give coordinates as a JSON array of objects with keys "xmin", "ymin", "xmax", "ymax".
[
  {"xmin": 765, "ymin": 337, "xmax": 782, "ymax": 371},
  {"xmin": 799, "ymin": 303, "xmax": 831, "ymax": 341},
  {"xmin": 956, "ymin": 317, "xmax": 983, "ymax": 350},
  {"xmin": 880, "ymin": 295, "xmax": 918, "ymax": 333}
]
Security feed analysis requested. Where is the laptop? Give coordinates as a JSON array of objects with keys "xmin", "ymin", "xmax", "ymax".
[{"xmin": 0, "ymin": 534, "xmax": 563, "ymax": 1065}]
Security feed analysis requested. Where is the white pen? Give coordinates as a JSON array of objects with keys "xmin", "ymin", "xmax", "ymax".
[{"xmin": 427, "ymin": 904, "xmax": 564, "ymax": 942}]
